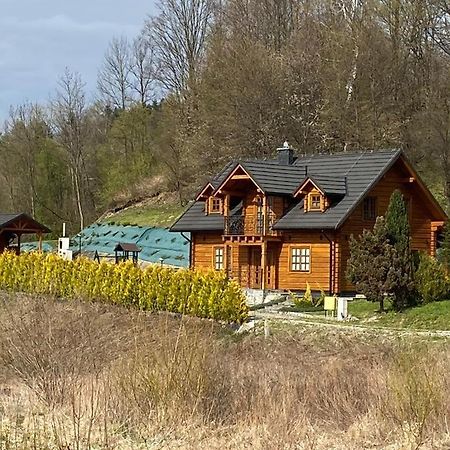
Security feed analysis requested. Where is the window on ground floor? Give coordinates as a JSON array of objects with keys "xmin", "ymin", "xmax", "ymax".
[
  {"xmin": 290, "ymin": 247, "xmax": 310, "ymax": 272},
  {"xmin": 214, "ymin": 246, "xmax": 224, "ymax": 270}
]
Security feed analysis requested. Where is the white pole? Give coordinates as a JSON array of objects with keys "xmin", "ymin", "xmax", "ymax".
[
  {"xmin": 62, "ymin": 222, "xmax": 66, "ymax": 237},
  {"xmin": 264, "ymin": 319, "xmax": 270, "ymax": 338}
]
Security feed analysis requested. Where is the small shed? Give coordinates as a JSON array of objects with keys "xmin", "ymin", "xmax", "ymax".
[
  {"xmin": 114, "ymin": 242, "xmax": 141, "ymax": 265},
  {"xmin": 0, "ymin": 213, "xmax": 51, "ymax": 255}
]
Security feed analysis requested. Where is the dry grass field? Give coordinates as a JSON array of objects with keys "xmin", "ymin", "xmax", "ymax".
[{"xmin": 0, "ymin": 293, "xmax": 449, "ymax": 450}]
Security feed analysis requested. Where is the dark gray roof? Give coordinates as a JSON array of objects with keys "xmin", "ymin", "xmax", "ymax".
[
  {"xmin": 303, "ymin": 175, "xmax": 347, "ymax": 196},
  {"xmin": 274, "ymin": 150, "xmax": 401, "ymax": 229},
  {"xmin": 170, "ymin": 201, "xmax": 224, "ymax": 232},
  {"xmin": 237, "ymin": 160, "xmax": 307, "ymax": 195},
  {"xmin": 171, "ymin": 149, "xmax": 406, "ymax": 232},
  {"xmin": 114, "ymin": 242, "xmax": 141, "ymax": 252},
  {"xmin": 0, "ymin": 213, "xmax": 51, "ymax": 233}
]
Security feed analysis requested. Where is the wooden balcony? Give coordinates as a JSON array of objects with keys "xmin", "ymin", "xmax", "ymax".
[{"xmin": 224, "ymin": 214, "xmax": 279, "ymax": 238}]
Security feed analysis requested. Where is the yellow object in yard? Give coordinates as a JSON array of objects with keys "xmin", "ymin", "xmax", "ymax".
[{"xmin": 324, "ymin": 296, "xmax": 337, "ymax": 311}]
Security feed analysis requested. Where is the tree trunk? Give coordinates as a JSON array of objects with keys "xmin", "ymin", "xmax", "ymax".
[{"xmin": 73, "ymin": 167, "xmax": 84, "ymax": 231}]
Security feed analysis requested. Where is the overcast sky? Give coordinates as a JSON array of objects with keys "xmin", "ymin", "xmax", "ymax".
[{"xmin": 0, "ymin": 0, "xmax": 157, "ymax": 122}]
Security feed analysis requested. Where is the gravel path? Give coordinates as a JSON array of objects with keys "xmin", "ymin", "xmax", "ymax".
[{"xmin": 251, "ymin": 309, "xmax": 450, "ymax": 338}]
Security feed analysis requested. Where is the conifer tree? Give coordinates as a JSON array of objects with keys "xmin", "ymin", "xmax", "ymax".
[
  {"xmin": 384, "ymin": 190, "xmax": 414, "ymax": 310},
  {"xmin": 385, "ymin": 189, "xmax": 410, "ymax": 252},
  {"xmin": 347, "ymin": 191, "xmax": 415, "ymax": 312},
  {"xmin": 347, "ymin": 217, "xmax": 396, "ymax": 312}
]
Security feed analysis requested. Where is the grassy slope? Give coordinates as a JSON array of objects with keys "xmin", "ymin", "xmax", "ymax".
[
  {"xmin": 348, "ymin": 299, "xmax": 450, "ymax": 331},
  {"xmin": 281, "ymin": 299, "xmax": 450, "ymax": 331},
  {"xmin": 105, "ymin": 203, "xmax": 185, "ymax": 228}
]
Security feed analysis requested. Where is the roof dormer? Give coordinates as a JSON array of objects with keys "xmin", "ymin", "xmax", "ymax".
[
  {"xmin": 293, "ymin": 176, "xmax": 346, "ymax": 213},
  {"xmin": 196, "ymin": 182, "xmax": 215, "ymax": 201},
  {"xmin": 307, "ymin": 190, "xmax": 326, "ymax": 212}
]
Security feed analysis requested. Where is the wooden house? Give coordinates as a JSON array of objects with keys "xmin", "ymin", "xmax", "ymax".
[{"xmin": 170, "ymin": 147, "xmax": 447, "ymax": 294}]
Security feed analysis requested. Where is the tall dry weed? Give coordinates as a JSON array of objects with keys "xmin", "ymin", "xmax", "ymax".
[{"xmin": 0, "ymin": 293, "xmax": 449, "ymax": 449}]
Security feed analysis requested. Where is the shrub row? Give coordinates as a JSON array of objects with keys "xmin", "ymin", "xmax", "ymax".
[{"xmin": 0, "ymin": 252, "xmax": 248, "ymax": 323}]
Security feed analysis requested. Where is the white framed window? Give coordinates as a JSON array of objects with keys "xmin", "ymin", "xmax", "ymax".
[
  {"xmin": 290, "ymin": 247, "xmax": 310, "ymax": 272},
  {"xmin": 214, "ymin": 247, "xmax": 224, "ymax": 270}
]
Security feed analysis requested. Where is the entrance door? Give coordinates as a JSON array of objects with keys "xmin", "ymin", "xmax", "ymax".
[
  {"xmin": 248, "ymin": 246, "xmax": 261, "ymax": 289},
  {"xmin": 266, "ymin": 247, "xmax": 277, "ymax": 289}
]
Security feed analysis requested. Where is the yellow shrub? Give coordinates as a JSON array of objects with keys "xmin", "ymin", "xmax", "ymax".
[{"xmin": 0, "ymin": 252, "xmax": 248, "ymax": 323}]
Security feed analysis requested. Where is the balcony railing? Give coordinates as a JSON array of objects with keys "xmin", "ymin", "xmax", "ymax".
[
  {"xmin": 224, "ymin": 215, "xmax": 277, "ymax": 236},
  {"xmin": 225, "ymin": 215, "xmax": 246, "ymax": 235}
]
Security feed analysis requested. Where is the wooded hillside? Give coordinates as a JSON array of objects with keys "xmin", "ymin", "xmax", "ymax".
[{"xmin": 2, "ymin": 0, "xmax": 450, "ymax": 234}]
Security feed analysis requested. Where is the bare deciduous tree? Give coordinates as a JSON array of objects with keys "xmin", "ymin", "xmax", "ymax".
[
  {"xmin": 52, "ymin": 69, "xmax": 88, "ymax": 231},
  {"xmin": 97, "ymin": 36, "xmax": 132, "ymax": 110},
  {"xmin": 129, "ymin": 35, "xmax": 157, "ymax": 106},
  {"xmin": 3, "ymin": 103, "xmax": 47, "ymax": 216},
  {"xmin": 145, "ymin": 0, "xmax": 215, "ymax": 94}
]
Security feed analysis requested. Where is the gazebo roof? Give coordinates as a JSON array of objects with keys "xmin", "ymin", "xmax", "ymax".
[
  {"xmin": 0, "ymin": 213, "xmax": 51, "ymax": 233},
  {"xmin": 114, "ymin": 242, "xmax": 141, "ymax": 252}
]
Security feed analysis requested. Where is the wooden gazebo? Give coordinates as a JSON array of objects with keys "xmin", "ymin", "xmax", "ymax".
[
  {"xmin": 114, "ymin": 242, "xmax": 141, "ymax": 265},
  {"xmin": 0, "ymin": 213, "xmax": 51, "ymax": 254}
]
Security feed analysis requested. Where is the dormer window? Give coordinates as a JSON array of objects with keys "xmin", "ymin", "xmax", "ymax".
[
  {"xmin": 209, "ymin": 197, "xmax": 222, "ymax": 214},
  {"xmin": 293, "ymin": 175, "xmax": 346, "ymax": 213},
  {"xmin": 309, "ymin": 194, "xmax": 322, "ymax": 211}
]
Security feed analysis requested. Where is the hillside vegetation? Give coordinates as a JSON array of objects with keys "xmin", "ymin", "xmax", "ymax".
[
  {"xmin": 103, "ymin": 202, "xmax": 185, "ymax": 228},
  {"xmin": 0, "ymin": 293, "xmax": 449, "ymax": 449},
  {"xmin": 1, "ymin": 0, "xmax": 450, "ymax": 236}
]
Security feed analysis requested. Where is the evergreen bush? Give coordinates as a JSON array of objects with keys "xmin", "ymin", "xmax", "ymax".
[
  {"xmin": 0, "ymin": 252, "xmax": 248, "ymax": 323},
  {"xmin": 415, "ymin": 253, "xmax": 450, "ymax": 304}
]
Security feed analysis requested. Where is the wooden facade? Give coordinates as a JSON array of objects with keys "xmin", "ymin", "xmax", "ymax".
[{"xmin": 173, "ymin": 150, "xmax": 447, "ymax": 294}]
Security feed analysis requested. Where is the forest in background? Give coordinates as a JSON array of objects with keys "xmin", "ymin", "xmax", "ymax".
[{"xmin": 2, "ymin": 0, "xmax": 450, "ymax": 234}]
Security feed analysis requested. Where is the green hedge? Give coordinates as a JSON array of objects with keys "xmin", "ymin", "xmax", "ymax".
[{"xmin": 0, "ymin": 252, "xmax": 248, "ymax": 323}]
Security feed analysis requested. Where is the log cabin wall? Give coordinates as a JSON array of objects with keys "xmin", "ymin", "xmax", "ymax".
[
  {"xmin": 192, "ymin": 232, "xmax": 223, "ymax": 270},
  {"xmin": 242, "ymin": 192, "xmax": 285, "ymax": 235},
  {"xmin": 192, "ymin": 232, "xmax": 253, "ymax": 287},
  {"xmin": 243, "ymin": 191, "xmax": 259, "ymax": 235},
  {"xmin": 268, "ymin": 196, "xmax": 284, "ymax": 233},
  {"xmin": 278, "ymin": 231, "xmax": 331, "ymax": 292},
  {"xmin": 338, "ymin": 163, "xmax": 434, "ymax": 292}
]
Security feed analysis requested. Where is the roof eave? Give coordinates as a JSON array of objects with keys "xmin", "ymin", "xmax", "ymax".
[
  {"xmin": 169, "ymin": 202, "xmax": 196, "ymax": 232},
  {"xmin": 213, "ymin": 162, "xmax": 266, "ymax": 196},
  {"xmin": 399, "ymin": 153, "xmax": 448, "ymax": 221},
  {"xmin": 0, "ymin": 213, "xmax": 51, "ymax": 233}
]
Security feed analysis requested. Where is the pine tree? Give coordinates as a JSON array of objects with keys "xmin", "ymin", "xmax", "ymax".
[
  {"xmin": 347, "ymin": 217, "xmax": 396, "ymax": 312},
  {"xmin": 385, "ymin": 189, "xmax": 410, "ymax": 252},
  {"xmin": 384, "ymin": 190, "xmax": 414, "ymax": 310}
]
